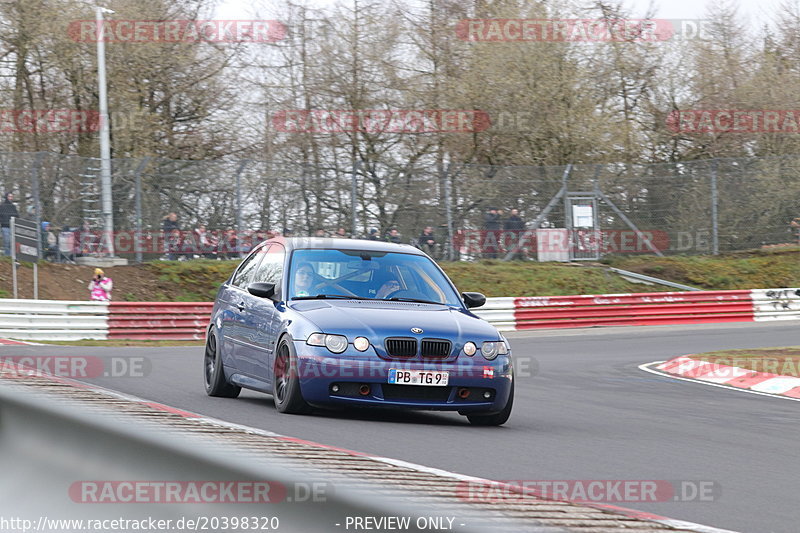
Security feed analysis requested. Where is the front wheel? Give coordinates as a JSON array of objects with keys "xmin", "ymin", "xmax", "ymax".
[
  {"xmin": 273, "ymin": 338, "xmax": 310, "ymax": 414},
  {"xmin": 466, "ymin": 381, "xmax": 513, "ymax": 426},
  {"xmin": 204, "ymin": 332, "xmax": 241, "ymax": 398}
]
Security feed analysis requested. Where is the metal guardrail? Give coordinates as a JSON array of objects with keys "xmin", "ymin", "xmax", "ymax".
[
  {"xmin": 607, "ymin": 267, "xmax": 702, "ymax": 291},
  {"xmin": 0, "ymin": 298, "xmax": 108, "ymax": 340},
  {"xmin": 1, "ymin": 289, "xmax": 799, "ymax": 339},
  {"xmin": 0, "ymin": 383, "xmax": 485, "ymax": 532}
]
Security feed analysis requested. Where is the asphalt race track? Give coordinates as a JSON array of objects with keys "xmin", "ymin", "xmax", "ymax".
[{"xmin": 5, "ymin": 321, "xmax": 800, "ymax": 533}]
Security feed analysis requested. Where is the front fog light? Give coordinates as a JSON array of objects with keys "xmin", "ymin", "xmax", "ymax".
[
  {"xmin": 324, "ymin": 334, "xmax": 348, "ymax": 353},
  {"xmin": 463, "ymin": 342, "xmax": 477, "ymax": 356},
  {"xmin": 354, "ymin": 337, "xmax": 370, "ymax": 351}
]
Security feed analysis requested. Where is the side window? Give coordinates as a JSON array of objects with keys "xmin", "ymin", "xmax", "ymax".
[
  {"xmin": 253, "ymin": 244, "xmax": 285, "ymax": 285},
  {"xmin": 232, "ymin": 246, "xmax": 266, "ymax": 288}
]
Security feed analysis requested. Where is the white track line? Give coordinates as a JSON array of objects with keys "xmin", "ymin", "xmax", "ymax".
[{"xmin": 639, "ymin": 361, "xmax": 800, "ymax": 403}]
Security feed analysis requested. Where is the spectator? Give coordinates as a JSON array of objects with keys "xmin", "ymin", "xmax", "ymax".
[
  {"xmin": 0, "ymin": 192, "xmax": 19, "ymax": 256},
  {"xmin": 314, "ymin": 228, "xmax": 326, "ymax": 238},
  {"xmin": 504, "ymin": 208, "xmax": 524, "ymax": 231},
  {"xmin": 193, "ymin": 224, "xmax": 217, "ymax": 259},
  {"xmin": 75, "ymin": 220, "xmax": 95, "ymax": 256},
  {"xmin": 162, "ymin": 212, "xmax": 179, "ymax": 233},
  {"xmin": 282, "ymin": 227, "xmax": 293, "ymax": 237},
  {"xmin": 791, "ymin": 217, "xmax": 800, "ymax": 245},
  {"xmin": 386, "ymin": 228, "xmax": 402, "ymax": 244},
  {"xmin": 162, "ymin": 213, "xmax": 180, "ymax": 260},
  {"xmin": 335, "ymin": 227, "xmax": 349, "ymax": 238},
  {"xmin": 483, "ymin": 207, "xmax": 502, "ymax": 230},
  {"xmin": 89, "ymin": 268, "xmax": 113, "ymax": 301},
  {"xmin": 367, "ymin": 228, "xmax": 380, "ymax": 240},
  {"xmin": 504, "ymin": 209, "xmax": 527, "ymax": 260},
  {"xmin": 220, "ymin": 228, "xmax": 239, "ymax": 259},
  {"xmin": 483, "ymin": 207, "xmax": 502, "ymax": 259},
  {"xmin": 417, "ymin": 226, "xmax": 438, "ymax": 258},
  {"xmin": 41, "ymin": 221, "xmax": 58, "ymax": 261}
]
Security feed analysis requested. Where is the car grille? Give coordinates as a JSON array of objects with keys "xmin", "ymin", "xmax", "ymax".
[
  {"xmin": 382, "ymin": 385, "xmax": 451, "ymax": 402},
  {"xmin": 385, "ymin": 337, "xmax": 417, "ymax": 357},
  {"xmin": 421, "ymin": 339, "xmax": 451, "ymax": 358}
]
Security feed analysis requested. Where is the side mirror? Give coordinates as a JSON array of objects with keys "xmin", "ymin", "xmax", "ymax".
[
  {"xmin": 247, "ymin": 282, "xmax": 276, "ymax": 299},
  {"xmin": 462, "ymin": 292, "xmax": 486, "ymax": 309}
]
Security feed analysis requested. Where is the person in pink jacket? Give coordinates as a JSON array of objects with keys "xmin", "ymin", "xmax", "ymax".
[{"xmin": 89, "ymin": 268, "xmax": 113, "ymax": 301}]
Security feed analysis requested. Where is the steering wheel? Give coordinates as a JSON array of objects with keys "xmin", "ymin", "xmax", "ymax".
[
  {"xmin": 383, "ymin": 289, "xmax": 427, "ymax": 301},
  {"xmin": 311, "ymin": 280, "xmax": 359, "ymax": 297}
]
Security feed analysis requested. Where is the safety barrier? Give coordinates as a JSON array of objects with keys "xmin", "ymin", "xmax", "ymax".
[
  {"xmin": 107, "ymin": 302, "xmax": 214, "ymax": 340},
  {"xmin": 511, "ymin": 290, "xmax": 756, "ymax": 330},
  {"xmin": 0, "ymin": 288, "xmax": 798, "ymax": 340},
  {"xmin": 0, "ymin": 384, "xmax": 466, "ymax": 531},
  {"xmin": 0, "ymin": 299, "xmax": 108, "ymax": 340}
]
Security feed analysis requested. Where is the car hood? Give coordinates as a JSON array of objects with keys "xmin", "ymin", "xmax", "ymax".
[{"xmin": 289, "ymin": 299, "xmax": 500, "ymax": 341}]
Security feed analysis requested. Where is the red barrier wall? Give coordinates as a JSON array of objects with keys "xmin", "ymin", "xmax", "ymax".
[{"xmin": 108, "ymin": 302, "xmax": 213, "ymax": 340}]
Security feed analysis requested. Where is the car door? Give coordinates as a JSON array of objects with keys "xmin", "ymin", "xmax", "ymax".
[
  {"xmin": 225, "ymin": 245, "xmax": 266, "ymax": 375},
  {"xmin": 245, "ymin": 243, "xmax": 286, "ymax": 381}
]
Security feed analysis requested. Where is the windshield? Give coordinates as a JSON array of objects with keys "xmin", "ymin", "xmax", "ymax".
[{"xmin": 288, "ymin": 249, "xmax": 462, "ymax": 306}]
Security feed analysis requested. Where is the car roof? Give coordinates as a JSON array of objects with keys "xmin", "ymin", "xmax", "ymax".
[{"xmin": 265, "ymin": 237, "xmax": 426, "ymax": 255}]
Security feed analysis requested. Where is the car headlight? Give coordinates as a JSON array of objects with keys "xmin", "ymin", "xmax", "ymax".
[
  {"xmin": 463, "ymin": 341, "xmax": 477, "ymax": 356},
  {"xmin": 481, "ymin": 341, "xmax": 508, "ymax": 360},
  {"xmin": 307, "ymin": 333, "xmax": 348, "ymax": 354},
  {"xmin": 353, "ymin": 336, "xmax": 370, "ymax": 351}
]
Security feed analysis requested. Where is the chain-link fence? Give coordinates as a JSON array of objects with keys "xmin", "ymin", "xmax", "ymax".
[{"xmin": 1, "ymin": 151, "xmax": 798, "ymax": 262}]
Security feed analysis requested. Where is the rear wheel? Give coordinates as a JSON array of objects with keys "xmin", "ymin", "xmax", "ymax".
[
  {"xmin": 204, "ymin": 332, "xmax": 241, "ymax": 398},
  {"xmin": 273, "ymin": 338, "xmax": 310, "ymax": 414},
  {"xmin": 467, "ymin": 381, "xmax": 513, "ymax": 426}
]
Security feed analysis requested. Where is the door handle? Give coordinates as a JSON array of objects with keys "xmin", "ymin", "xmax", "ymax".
[{"xmin": 236, "ymin": 302, "xmax": 246, "ymax": 312}]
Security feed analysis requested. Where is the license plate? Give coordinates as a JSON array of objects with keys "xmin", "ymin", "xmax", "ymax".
[{"xmin": 388, "ymin": 369, "xmax": 449, "ymax": 386}]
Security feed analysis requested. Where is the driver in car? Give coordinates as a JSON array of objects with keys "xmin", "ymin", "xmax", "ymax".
[
  {"xmin": 293, "ymin": 263, "xmax": 317, "ymax": 297},
  {"xmin": 376, "ymin": 277, "xmax": 402, "ymax": 299}
]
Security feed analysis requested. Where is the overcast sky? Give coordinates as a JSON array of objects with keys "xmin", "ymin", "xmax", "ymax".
[{"xmin": 214, "ymin": 0, "xmax": 785, "ymax": 29}]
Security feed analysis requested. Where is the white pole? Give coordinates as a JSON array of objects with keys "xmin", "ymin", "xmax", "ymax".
[
  {"xmin": 96, "ymin": 7, "xmax": 114, "ymax": 257},
  {"xmin": 10, "ymin": 217, "xmax": 16, "ymax": 299}
]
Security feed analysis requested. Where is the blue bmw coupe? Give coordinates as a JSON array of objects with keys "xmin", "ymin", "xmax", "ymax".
[{"xmin": 204, "ymin": 237, "xmax": 513, "ymax": 425}]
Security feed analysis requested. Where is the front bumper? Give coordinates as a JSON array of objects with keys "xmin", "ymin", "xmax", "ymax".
[{"xmin": 294, "ymin": 342, "xmax": 513, "ymax": 413}]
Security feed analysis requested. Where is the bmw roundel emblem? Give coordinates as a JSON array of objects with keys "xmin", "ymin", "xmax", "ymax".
[{"xmin": 411, "ymin": 327, "xmax": 423, "ymax": 334}]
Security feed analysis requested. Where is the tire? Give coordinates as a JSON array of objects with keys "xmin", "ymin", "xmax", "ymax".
[
  {"xmin": 204, "ymin": 331, "xmax": 241, "ymax": 398},
  {"xmin": 467, "ymin": 381, "xmax": 513, "ymax": 426},
  {"xmin": 273, "ymin": 337, "xmax": 310, "ymax": 414}
]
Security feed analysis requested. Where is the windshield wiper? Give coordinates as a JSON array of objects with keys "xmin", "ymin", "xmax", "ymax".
[
  {"xmin": 293, "ymin": 294, "xmax": 372, "ymax": 301},
  {"xmin": 386, "ymin": 297, "xmax": 444, "ymax": 305}
]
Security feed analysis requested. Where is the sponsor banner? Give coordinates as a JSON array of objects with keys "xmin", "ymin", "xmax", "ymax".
[{"xmin": 68, "ymin": 20, "xmax": 287, "ymax": 43}]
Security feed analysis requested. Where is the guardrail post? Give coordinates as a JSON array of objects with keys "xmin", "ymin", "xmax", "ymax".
[{"xmin": 711, "ymin": 158, "xmax": 719, "ymax": 255}]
